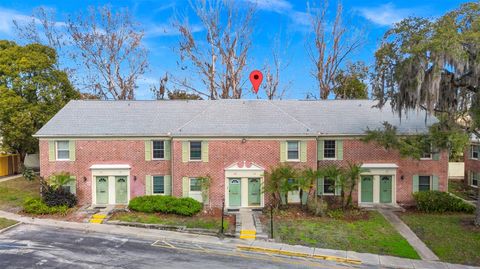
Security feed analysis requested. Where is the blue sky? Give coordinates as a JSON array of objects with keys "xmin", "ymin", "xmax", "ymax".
[{"xmin": 0, "ymin": 0, "xmax": 470, "ymax": 100}]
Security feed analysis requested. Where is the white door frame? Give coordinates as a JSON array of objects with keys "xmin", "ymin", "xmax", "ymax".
[
  {"xmin": 224, "ymin": 162, "xmax": 265, "ymax": 208},
  {"xmin": 358, "ymin": 164, "xmax": 397, "ymax": 206},
  {"xmin": 90, "ymin": 164, "xmax": 131, "ymax": 205}
]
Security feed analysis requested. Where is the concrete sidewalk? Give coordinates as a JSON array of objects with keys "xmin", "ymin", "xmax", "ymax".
[
  {"xmin": 0, "ymin": 174, "xmax": 22, "ymax": 183},
  {"xmin": 0, "ymin": 210, "xmax": 478, "ymax": 269},
  {"xmin": 379, "ymin": 209, "xmax": 439, "ymax": 261}
]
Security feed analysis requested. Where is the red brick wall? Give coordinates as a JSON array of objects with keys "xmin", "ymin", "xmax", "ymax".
[
  {"xmin": 171, "ymin": 139, "xmax": 318, "ymax": 207},
  {"xmin": 464, "ymin": 146, "xmax": 480, "ymax": 185},
  {"xmin": 318, "ymin": 140, "xmax": 448, "ymax": 205},
  {"xmin": 40, "ymin": 138, "xmax": 448, "ymax": 207},
  {"xmin": 39, "ymin": 139, "xmax": 170, "ymax": 205}
]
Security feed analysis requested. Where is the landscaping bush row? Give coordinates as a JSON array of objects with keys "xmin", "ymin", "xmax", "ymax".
[
  {"xmin": 23, "ymin": 198, "xmax": 70, "ymax": 215},
  {"xmin": 128, "ymin": 195, "xmax": 202, "ymax": 216},
  {"xmin": 413, "ymin": 191, "xmax": 475, "ymax": 213}
]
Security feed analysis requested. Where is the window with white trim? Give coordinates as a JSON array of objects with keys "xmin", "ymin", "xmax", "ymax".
[
  {"xmin": 56, "ymin": 141, "xmax": 70, "ymax": 160},
  {"xmin": 190, "ymin": 141, "xmax": 202, "ymax": 161},
  {"xmin": 418, "ymin": 176, "xmax": 431, "ymax": 191},
  {"xmin": 472, "ymin": 172, "xmax": 479, "ymax": 187},
  {"xmin": 323, "ymin": 140, "xmax": 336, "ymax": 159},
  {"xmin": 471, "ymin": 145, "xmax": 479, "ymax": 159},
  {"xmin": 153, "ymin": 176, "xmax": 165, "ymax": 194},
  {"xmin": 190, "ymin": 178, "xmax": 202, "ymax": 191},
  {"xmin": 323, "ymin": 177, "xmax": 335, "ymax": 195},
  {"xmin": 287, "ymin": 141, "xmax": 299, "ymax": 160},
  {"xmin": 421, "ymin": 143, "xmax": 432, "ymax": 159},
  {"xmin": 152, "ymin": 140, "xmax": 165, "ymax": 159}
]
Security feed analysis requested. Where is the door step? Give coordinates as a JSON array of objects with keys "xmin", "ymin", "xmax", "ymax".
[
  {"xmin": 240, "ymin": 229, "xmax": 256, "ymax": 240},
  {"xmin": 89, "ymin": 213, "xmax": 107, "ymax": 224}
]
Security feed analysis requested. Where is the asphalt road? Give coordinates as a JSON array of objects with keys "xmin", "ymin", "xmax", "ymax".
[{"xmin": 0, "ymin": 224, "xmax": 374, "ymax": 269}]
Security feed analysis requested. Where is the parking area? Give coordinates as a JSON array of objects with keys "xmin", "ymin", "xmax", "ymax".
[{"xmin": 0, "ymin": 224, "xmax": 370, "ymax": 269}]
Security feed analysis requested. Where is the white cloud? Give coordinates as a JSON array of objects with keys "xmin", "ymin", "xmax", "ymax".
[
  {"xmin": 244, "ymin": 0, "xmax": 311, "ymax": 28},
  {"xmin": 357, "ymin": 3, "xmax": 417, "ymax": 26},
  {"xmin": 0, "ymin": 7, "xmax": 66, "ymax": 36}
]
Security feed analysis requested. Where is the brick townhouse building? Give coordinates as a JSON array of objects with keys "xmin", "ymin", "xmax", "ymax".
[
  {"xmin": 465, "ymin": 134, "xmax": 480, "ymax": 188},
  {"xmin": 35, "ymin": 100, "xmax": 448, "ymax": 208}
]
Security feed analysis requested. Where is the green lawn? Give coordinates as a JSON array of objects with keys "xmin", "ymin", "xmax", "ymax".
[
  {"xmin": 265, "ymin": 210, "xmax": 420, "ymax": 259},
  {"xmin": 111, "ymin": 212, "xmax": 230, "ymax": 231},
  {"xmin": 400, "ymin": 212, "xmax": 480, "ymax": 266},
  {"xmin": 0, "ymin": 177, "xmax": 40, "ymax": 212},
  {"xmin": 0, "ymin": 217, "xmax": 17, "ymax": 230}
]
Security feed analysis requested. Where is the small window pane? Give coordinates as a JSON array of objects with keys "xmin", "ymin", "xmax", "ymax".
[
  {"xmin": 324, "ymin": 140, "xmax": 336, "ymax": 159},
  {"xmin": 57, "ymin": 141, "xmax": 69, "ymax": 150},
  {"xmin": 152, "ymin": 141, "xmax": 165, "ymax": 159},
  {"xmin": 472, "ymin": 145, "xmax": 479, "ymax": 159},
  {"xmin": 57, "ymin": 150, "xmax": 69, "ymax": 160},
  {"xmin": 419, "ymin": 176, "xmax": 431, "ymax": 191},
  {"xmin": 287, "ymin": 141, "xmax": 299, "ymax": 160},
  {"xmin": 190, "ymin": 178, "xmax": 202, "ymax": 191},
  {"xmin": 153, "ymin": 176, "xmax": 164, "ymax": 194},
  {"xmin": 324, "ymin": 177, "xmax": 335, "ymax": 194},
  {"xmin": 473, "ymin": 172, "xmax": 479, "ymax": 187},
  {"xmin": 190, "ymin": 142, "xmax": 202, "ymax": 160}
]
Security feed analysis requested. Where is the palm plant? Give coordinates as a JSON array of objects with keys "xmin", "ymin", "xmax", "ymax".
[
  {"xmin": 48, "ymin": 172, "xmax": 74, "ymax": 191},
  {"xmin": 264, "ymin": 164, "xmax": 298, "ymax": 207},
  {"xmin": 297, "ymin": 168, "xmax": 319, "ymax": 207},
  {"xmin": 343, "ymin": 162, "xmax": 366, "ymax": 209},
  {"xmin": 321, "ymin": 165, "xmax": 345, "ymax": 208}
]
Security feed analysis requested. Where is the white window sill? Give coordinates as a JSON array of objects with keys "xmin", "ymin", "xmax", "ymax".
[
  {"xmin": 189, "ymin": 159, "xmax": 202, "ymax": 162},
  {"xmin": 152, "ymin": 158, "xmax": 166, "ymax": 161},
  {"xmin": 321, "ymin": 193, "xmax": 335, "ymax": 196},
  {"xmin": 152, "ymin": 192, "xmax": 166, "ymax": 195},
  {"xmin": 470, "ymin": 185, "xmax": 479, "ymax": 188},
  {"xmin": 322, "ymin": 158, "xmax": 337, "ymax": 161},
  {"xmin": 287, "ymin": 159, "xmax": 300, "ymax": 162},
  {"xmin": 420, "ymin": 158, "xmax": 432, "ymax": 160},
  {"xmin": 56, "ymin": 159, "xmax": 71, "ymax": 161}
]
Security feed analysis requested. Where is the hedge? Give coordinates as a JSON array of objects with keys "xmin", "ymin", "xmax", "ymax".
[
  {"xmin": 128, "ymin": 195, "xmax": 202, "ymax": 216},
  {"xmin": 413, "ymin": 191, "xmax": 475, "ymax": 213},
  {"xmin": 23, "ymin": 198, "xmax": 69, "ymax": 215}
]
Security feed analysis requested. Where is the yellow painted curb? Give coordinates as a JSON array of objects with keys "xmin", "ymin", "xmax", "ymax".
[
  {"xmin": 236, "ymin": 245, "xmax": 362, "ymax": 265},
  {"xmin": 240, "ymin": 230, "xmax": 256, "ymax": 235},
  {"xmin": 92, "ymin": 214, "xmax": 107, "ymax": 219},
  {"xmin": 239, "ymin": 235, "xmax": 256, "ymax": 239},
  {"xmin": 89, "ymin": 219, "xmax": 104, "ymax": 224}
]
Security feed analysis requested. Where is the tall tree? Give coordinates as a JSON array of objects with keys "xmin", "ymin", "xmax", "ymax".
[
  {"xmin": 14, "ymin": 6, "xmax": 148, "ymax": 100},
  {"xmin": 0, "ymin": 41, "xmax": 79, "ymax": 160},
  {"xmin": 307, "ymin": 1, "xmax": 363, "ymax": 99},
  {"xmin": 263, "ymin": 35, "xmax": 291, "ymax": 100},
  {"xmin": 332, "ymin": 61, "xmax": 368, "ymax": 99},
  {"xmin": 371, "ymin": 2, "xmax": 480, "ymax": 226},
  {"xmin": 176, "ymin": 0, "xmax": 255, "ymax": 99}
]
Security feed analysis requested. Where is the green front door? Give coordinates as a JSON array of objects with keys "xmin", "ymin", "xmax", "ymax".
[
  {"xmin": 248, "ymin": 178, "xmax": 261, "ymax": 206},
  {"xmin": 380, "ymin": 175, "xmax": 392, "ymax": 203},
  {"xmin": 361, "ymin": 176, "xmax": 374, "ymax": 203},
  {"xmin": 96, "ymin": 176, "xmax": 109, "ymax": 204},
  {"xmin": 115, "ymin": 176, "xmax": 128, "ymax": 204},
  {"xmin": 229, "ymin": 178, "xmax": 241, "ymax": 207}
]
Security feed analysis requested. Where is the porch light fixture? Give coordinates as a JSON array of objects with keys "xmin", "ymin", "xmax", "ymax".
[
  {"xmin": 242, "ymin": 138, "xmax": 246, "ymax": 143},
  {"xmin": 401, "ymin": 175, "xmax": 404, "ymax": 180},
  {"xmin": 83, "ymin": 176, "xmax": 87, "ymax": 182},
  {"xmin": 134, "ymin": 176, "xmax": 137, "ymax": 181}
]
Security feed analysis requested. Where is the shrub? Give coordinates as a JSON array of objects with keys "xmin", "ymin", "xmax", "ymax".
[
  {"xmin": 22, "ymin": 167, "xmax": 37, "ymax": 181},
  {"xmin": 42, "ymin": 185, "xmax": 77, "ymax": 208},
  {"xmin": 128, "ymin": 196, "xmax": 202, "ymax": 216},
  {"xmin": 23, "ymin": 198, "xmax": 69, "ymax": 215},
  {"xmin": 413, "ymin": 191, "xmax": 475, "ymax": 213}
]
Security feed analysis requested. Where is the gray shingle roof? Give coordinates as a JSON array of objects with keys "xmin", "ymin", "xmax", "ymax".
[{"xmin": 35, "ymin": 99, "xmax": 437, "ymax": 137}]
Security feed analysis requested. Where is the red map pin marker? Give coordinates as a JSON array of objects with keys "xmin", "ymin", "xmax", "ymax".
[{"xmin": 249, "ymin": 70, "xmax": 263, "ymax": 94}]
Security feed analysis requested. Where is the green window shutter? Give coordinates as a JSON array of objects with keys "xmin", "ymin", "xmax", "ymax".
[
  {"xmin": 432, "ymin": 149, "xmax": 440, "ymax": 161},
  {"xmin": 48, "ymin": 141, "xmax": 55, "ymax": 161},
  {"xmin": 317, "ymin": 177, "xmax": 324, "ymax": 195},
  {"xmin": 182, "ymin": 142, "xmax": 189, "ymax": 162},
  {"xmin": 468, "ymin": 146, "xmax": 472, "ymax": 159},
  {"xmin": 300, "ymin": 141, "xmax": 307, "ymax": 162},
  {"xmin": 317, "ymin": 140, "xmax": 324, "ymax": 160},
  {"xmin": 432, "ymin": 175, "xmax": 439, "ymax": 191},
  {"xmin": 469, "ymin": 171, "xmax": 473, "ymax": 185},
  {"xmin": 69, "ymin": 141, "xmax": 76, "ymax": 161},
  {"xmin": 145, "ymin": 175, "xmax": 152, "ymax": 195},
  {"xmin": 145, "ymin": 140, "xmax": 152, "ymax": 161},
  {"xmin": 412, "ymin": 175, "xmax": 419, "ymax": 193},
  {"xmin": 68, "ymin": 176, "xmax": 76, "ymax": 195},
  {"xmin": 335, "ymin": 177, "xmax": 341, "ymax": 195},
  {"xmin": 182, "ymin": 177, "xmax": 189, "ymax": 197},
  {"xmin": 336, "ymin": 140, "xmax": 343, "ymax": 160},
  {"xmin": 280, "ymin": 141, "xmax": 286, "ymax": 162},
  {"xmin": 164, "ymin": 140, "xmax": 171, "ymax": 160},
  {"xmin": 201, "ymin": 141, "xmax": 209, "ymax": 162},
  {"xmin": 164, "ymin": 175, "xmax": 172, "ymax": 195}
]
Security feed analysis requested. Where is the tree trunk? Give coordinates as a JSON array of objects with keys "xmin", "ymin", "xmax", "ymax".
[
  {"xmin": 475, "ymin": 187, "xmax": 480, "ymax": 227},
  {"xmin": 346, "ymin": 182, "xmax": 355, "ymax": 208}
]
